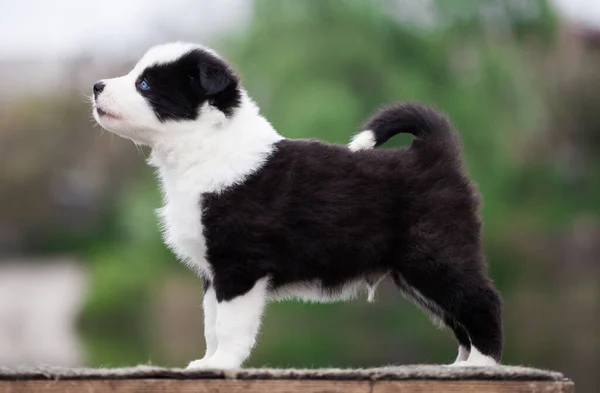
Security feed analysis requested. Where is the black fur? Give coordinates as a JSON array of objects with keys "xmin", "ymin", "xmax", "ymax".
[
  {"xmin": 363, "ymin": 103, "xmax": 461, "ymax": 159},
  {"xmin": 201, "ymin": 103, "xmax": 503, "ymax": 362},
  {"xmin": 138, "ymin": 49, "xmax": 241, "ymax": 121}
]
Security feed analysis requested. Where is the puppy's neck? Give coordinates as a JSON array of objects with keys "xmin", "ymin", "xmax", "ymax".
[{"xmin": 149, "ymin": 92, "xmax": 283, "ymax": 195}]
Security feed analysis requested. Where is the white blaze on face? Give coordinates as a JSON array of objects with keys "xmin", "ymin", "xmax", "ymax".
[{"xmin": 92, "ymin": 72, "xmax": 159, "ymax": 145}]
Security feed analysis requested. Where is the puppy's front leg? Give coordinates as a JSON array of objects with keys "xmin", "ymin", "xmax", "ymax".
[
  {"xmin": 187, "ymin": 280, "xmax": 218, "ymax": 369},
  {"xmin": 202, "ymin": 279, "xmax": 218, "ymax": 358},
  {"xmin": 187, "ymin": 276, "xmax": 269, "ymax": 369}
]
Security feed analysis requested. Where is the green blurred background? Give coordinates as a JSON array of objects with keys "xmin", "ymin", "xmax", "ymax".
[{"xmin": 0, "ymin": 0, "xmax": 599, "ymax": 391}]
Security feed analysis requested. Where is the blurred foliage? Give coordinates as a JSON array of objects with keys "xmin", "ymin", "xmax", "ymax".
[
  {"xmin": 2, "ymin": 0, "xmax": 599, "ymax": 391},
  {"xmin": 0, "ymin": 91, "xmax": 141, "ymax": 254}
]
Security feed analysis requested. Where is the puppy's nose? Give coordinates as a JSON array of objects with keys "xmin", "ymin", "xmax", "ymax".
[{"xmin": 93, "ymin": 81, "xmax": 105, "ymax": 98}]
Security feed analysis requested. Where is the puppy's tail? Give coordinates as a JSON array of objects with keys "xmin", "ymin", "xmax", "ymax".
[{"xmin": 348, "ymin": 102, "xmax": 461, "ymax": 161}]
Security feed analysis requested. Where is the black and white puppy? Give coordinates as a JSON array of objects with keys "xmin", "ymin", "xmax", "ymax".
[{"xmin": 92, "ymin": 42, "xmax": 502, "ymax": 369}]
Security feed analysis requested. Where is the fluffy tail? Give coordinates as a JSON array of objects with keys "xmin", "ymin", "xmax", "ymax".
[{"xmin": 349, "ymin": 102, "xmax": 460, "ymax": 160}]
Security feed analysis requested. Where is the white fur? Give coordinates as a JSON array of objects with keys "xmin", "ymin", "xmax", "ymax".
[
  {"xmin": 464, "ymin": 346, "xmax": 497, "ymax": 366},
  {"xmin": 187, "ymin": 277, "xmax": 269, "ymax": 369},
  {"xmin": 92, "ymin": 71, "xmax": 159, "ymax": 145},
  {"xmin": 366, "ymin": 274, "xmax": 386, "ymax": 303},
  {"xmin": 348, "ymin": 130, "xmax": 376, "ymax": 151},
  {"xmin": 269, "ymin": 280, "xmax": 364, "ymax": 303},
  {"xmin": 269, "ymin": 275, "xmax": 391, "ymax": 304},
  {"xmin": 450, "ymin": 345, "xmax": 497, "ymax": 367},
  {"xmin": 201, "ymin": 286, "xmax": 218, "ymax": 360}
]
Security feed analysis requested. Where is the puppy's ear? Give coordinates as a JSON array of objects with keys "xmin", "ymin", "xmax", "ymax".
[{"xmin": 199, "ymin": 60, "xmax": 233, "ymax": 95}]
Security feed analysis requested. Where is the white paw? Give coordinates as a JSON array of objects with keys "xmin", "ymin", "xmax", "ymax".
[
  {"xmin": 458, "ymin": 346, "xmax": 498, "ymax": 367},
  {"xmin": 447, "ymin": 358, "xmax": 498, "ymax": 367},
  {"xmin": 447, "ymin": 360, "xmax": 470, "ymax": 367},
  {"xmin": 186, "ymin": 356, "xmax": 240, "ymax": 370},
  {"xmin": 186, "ymin": 358, "xmax": 212, "ymax": 370}
]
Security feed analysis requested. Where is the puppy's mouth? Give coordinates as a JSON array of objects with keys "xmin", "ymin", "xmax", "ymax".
[{"xmin": 95, "ymin": 106, "xmax": 122, "ymax": 120}]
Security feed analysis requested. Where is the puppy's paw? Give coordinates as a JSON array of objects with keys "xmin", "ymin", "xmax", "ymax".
[
  {"xmin": 447, "ymin": 360, "xmax": 470, "ymax": 367},
  {"xmin": 186, "ymin": 358, "xmax": 212, "ymax": 370},
  {"xmin": 447, "ymin": 358, "xmax": 498, "ymax": 367},
  {"xmin": 186, "ymin": 356, "xmax": 240, "ymax": 370}
]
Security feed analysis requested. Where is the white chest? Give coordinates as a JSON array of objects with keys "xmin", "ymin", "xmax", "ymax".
[
  {"xmin": 148, "ymin": 110, "xmax": 283, "ymax": 279},
  {"xmin": 157, "ymin": 188, "xmax": 211, "ymax": 278}
]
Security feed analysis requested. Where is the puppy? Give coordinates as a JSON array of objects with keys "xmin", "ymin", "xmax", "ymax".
[{"xmin": 92, "ymin": 42, "xmax": 502, "ymax": 369}]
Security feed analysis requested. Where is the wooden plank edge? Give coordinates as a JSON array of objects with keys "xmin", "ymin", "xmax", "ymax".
[{"xmin": 0, "ymin": 379, "xmax": 575, "ymax": 393}]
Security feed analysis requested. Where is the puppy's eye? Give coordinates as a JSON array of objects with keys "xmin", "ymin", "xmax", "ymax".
[{"xmin": 137, "ymin": 79, "xmax": 150, "ymax": 91}]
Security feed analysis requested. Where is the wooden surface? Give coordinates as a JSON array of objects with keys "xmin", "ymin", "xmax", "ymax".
[{"xmin": 0, "ymin": 379, "xmax": 575, "ymax": 393}]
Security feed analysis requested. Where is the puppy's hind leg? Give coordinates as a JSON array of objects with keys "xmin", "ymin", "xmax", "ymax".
[
  {"xmin": 449, "ymin": 282, "xmax": 502, "ymax": 366},
  {"xmin": 444, "ymin": 316, "xmax": 471, "ymax": 364},
  {"xmin": 392, "ymin": 272, "xmax": 471, "ymax": 364},
  {"xmin": 393, "ymin": 261, "xmax": 502, "ymax": 366}
]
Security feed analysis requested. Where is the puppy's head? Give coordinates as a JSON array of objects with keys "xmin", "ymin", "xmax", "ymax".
[{"xmin": 92, "ymin": 42, "xmax": 241, "ymax": 145}]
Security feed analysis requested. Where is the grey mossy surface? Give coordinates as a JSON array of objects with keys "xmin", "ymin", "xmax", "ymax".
[{"xmin": 0, "ymin": 365, "xmax": 568, "ymax": 382}]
